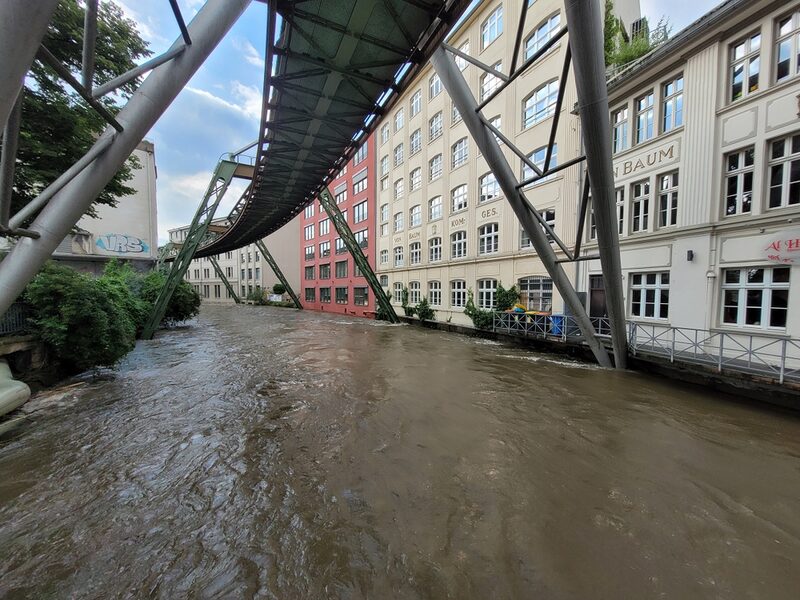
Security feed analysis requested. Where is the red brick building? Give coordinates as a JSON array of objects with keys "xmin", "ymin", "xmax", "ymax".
[{"xmin": 300, "ymin": 134, "xmax": 376, "ymax": 318}]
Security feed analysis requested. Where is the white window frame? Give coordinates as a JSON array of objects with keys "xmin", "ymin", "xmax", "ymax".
[
  {"xmin": 478, "ymin": 222, "xmax": 499, "ymax": 255},
  {"xmin": 767, "ymin": 133, "xmax": 800, "ymax": 210},
  {"xmin": 721, "ymin": 267, "xmax": 791, "ymax": 330},
  {"xmin": 451, "ymin": 184, "xmax": 468, "ymax": 212},
  {"xmin": 429, "ymin": 237, "xmax": 442, "ymax": 262},
  {"xmin": 630, "ymin": 272, "xmax": 670, "ymax": 320},
  {"xmin": 724, "ymin": 146, "xmax": 754, "ymax": 216}
]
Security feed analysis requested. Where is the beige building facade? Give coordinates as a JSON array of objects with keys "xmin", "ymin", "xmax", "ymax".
[
  {"xmin": 171, "ymin": 216, "xmax": 301, "ymax": 303},
  {"xmin": 579, "ymin": 0, "xmax": 800, "ymax": 340}
]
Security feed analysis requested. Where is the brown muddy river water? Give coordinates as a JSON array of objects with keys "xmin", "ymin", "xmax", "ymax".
[{"xmin": 1, "ymin": 304, "xmax": 799, "ymax": 599}]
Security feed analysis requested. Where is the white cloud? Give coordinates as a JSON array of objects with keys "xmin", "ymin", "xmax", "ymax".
[
  {"xmin": 115, "ymin": 0, "xmax": 170, "ymax": 50},
  {"xmin": 184, "ymin": 81, "xmax": 262, "ymax": 122},
  {"xmin": 233, "ymin": 38, "xmax": 265, "ymax": 69}
]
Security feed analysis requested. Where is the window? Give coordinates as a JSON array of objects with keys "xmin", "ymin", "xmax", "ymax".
[
  {"xmin": 455, "ymin": 40, "xmax": 470, "ymax": 70},
  {"xmin": 305, "ymin": 288, "xmax": 316, "ymax": 302},
  {"xmin": 487, "ymin": 114, "xmax": 502, "ymax": 144},
  {"xmin": 380, "ymin": 275, "xmax": 389, "ymax": 287},
  {"xmin": 335, "ymin": 188, "xmax": 347, "ymax": 205},
  {"xmin": 203, "ymin": 268, "xmax": 210, "ymax": 278},
  {"xmin": 393, "ymin": 282, "xmax": 404, "ymax": 303},
  {"xmin": 409, "ymin": 242, "xmax": 421, "ymax": 265},
  {"xmin": 381, "ymin": 223, "xmax": 389, "ymax": 236},
  {"xmin": 630, "ymin": 272, "xmax": 670, "ymax": 319},
  {"xmin": 723, "ymin": 267, "xmax": 791, "ymax": 329},
  {"xmin": 304, "ymin": 204, "xmax": 315, "ymax": 218},
  {"xmin": 451, "ymin": 102, "xmax": 462, "ymax": 124},
  {"xmin": 304, "ymin": 245, "xmax": 314, "ymax": 260},
  {"xmin": 776, "ymin": 11, "xmax": 800, "ymax": 82},
  {"xmin": 353, "ymin": 143, "xmax": 367, "ymax": 165},
  {"xmin": 451, "ymin": 230, "xmax": 467, "ymax": 258},
  {"xmin": 424, "ymin": 281, "xmax": 440, "ymax": 306},
  {"xmin": 525, "ymin": 13, "xmax": 560, "ymax": 59},
  {"xmin": 353, "ymin": 173, "xmax": 368, "ymax": 195},
  {"xmin": 523, "ymin": 79, "xmax": 558, "ymax": 128},
  {"xmin": 479, "ymin": 223, "xmax": 499, "ymax": 254},
  {"xmin": 335, "ymin": 287, "xmax": 348, "ymax": 304},
  {"xmin": 304, "ymin": 224, "xmax": 314, "ymax": 240},
  {"xmin": 451, "ymin": 184, "xmax": 468, "ymax": 212},
  {"xmin": 429, "ymin": 73, "xmax": 441, "ymax": 98},
  {"xmin": 380, "ymin": 203, "xmax": 389, "ymax": 222},
  {"xmin": 354, "ymin": 287, "xmax": 369, "ymax": 306},
  {"xmin": 429, "ymin": 154, "xmax": 443, "ymax": 181},
  {"xmin": 409, "ymin": 205, "xmax": 422, "ymax": 227},
  {"xmin": 522, "ymin": 145, "xmax": 558, "ymax": 182},
  {"xmin": 395, "ymin": 108, "xmax": 404, "ymax": 131},
  {"xmin": 304, "ymin": 266, "xmax": 315, "ymax": 280},
  {"xmin": 355, "ymin": 229, "xmax": 368, "ymax": 248},
  {"xmin": 452, "ymin": 138, "xmax": 468, "ymax": 168},
  {"xmin": 635, "ymin": 91, "xmax": 654, "ymax": 144},
  {"xmin": 410, "ymin": 129, "xmax": 421, "ymax": 155},
  {"xmin": 451, "ymin": 280, "xmax": 467, "ymax": 308},
  {"xmin": 730, "ymin": 33, "xmax": 761, "ymax": 101},
  {"xmin": 631, "ymin": 180, "xmax": 650, "ymax": 232},
  {"xmin": 479, "ymin": 172, "xmax": 500, "ymax": 203},
  {"xmin": 380, "ymin": 155, "xmax": 389, "ymax": 176},
  {"xmin": 541, "ymin": 208, "xmax": 556, "ymax": 242},
  {"xmin": 394, "ymin": 211, "xmax": 404, "ymax": 232},
  {"xmin": 429, "ymin": 111, "xmax": 443, "ymax": 140},
  {"xmin": 520, "ymin": 226, "xmax": 533, "ymax": 249},
  {"xmin": 380, "ymin": 176, "xmax": 389, "ymax": 191},
  {"xmin": 394, "ymin": 178, "xmax": 404, "ymax": 200},
  {"xmin": 394, "ymin": 246, "xmax": 404, "ymax": 267},
  {"xmin": 428, "ymin": 196, "xmax": 442, "ymax": 221},
  {"xmin": 657, "ymin": 172, "xmax": 679, "ymax": 227},
  {"xmin": 662, "ymin": 75, "xmax": 683, "ymax": 132},
  {"xmin": 394, "ymin": 143, "xmax": 404, "ymax": 166},
  {"xmin": 478, "ymin": 279, "xmax": 497, "ymax": 309},
  {"xmin": 768, "ymin": 134, "xmax": 800, "ymax": 209},
  {"xmin": 319, "ymin": 241, "xmax": 330, "ymax": 257},
  {"xmin": 381, "ymin": 123, "xmax": 390, "ymax": 145},
  {"xmin": 410, "ymin": 90, "xmax": 422, "ymax": 116},
  {"xmin": 319, "ymin": 263, "xmax": 331, "ymax": 279},
  {"xmin": 410, "ymin": 167, "xmax": 422, "ymax": 192},
  {"xmin": 409, "ymin": 281, "xmax": 421, "ymax": 304},
  {"xmin": 429, "ymin": 237, "xmax": 442, "ymax": 262},
  {"xmin": 481, "ymin": 6, "xmax": 503, "ymax": 49},
  {"xmin": 724, "ymin": 147, "xmax": 754, "ymax": 216},
  {"xmin": 335, "ymin": 237, "xmax": 346, "ymax": 254},
  {"xmin": 612, "ymin": 106, "xmax": 629, "ymax": 154},
  {"xmin": 380, "ymin": 249, "xmax": 389, "ymax": 265},
  {"xmin": 319, "ymin": 218, "xmax": 330, "ymax": 236},
  {"xmin": 480, "ymin": 62, "xmax": 503, "ymax": 102},
  {"xmin": 518, "ymin": 277, "xmax": 553, "ymax": 312},
  {"xmin": 353, "ymin": 201, "xmax": 368, "ymax": 224},
  {"xmin": 240, "ymin": 269, "xmax": 245, "ymax": 281},
  {"xmin": 334, "ymin": 260, "xmax": 348, "ymax": 278},
  {"xmin": 336, "ymin": 166, "xmax": 347, "ymax": 179},
  {"xmin": 616, "ymin": 187, "xmax": 625, "ymax": 235}
]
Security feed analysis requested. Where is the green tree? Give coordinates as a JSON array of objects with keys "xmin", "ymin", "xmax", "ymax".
[
  {"xmin": 272, "ymin": 282, "xmax": 286, "ymax": 295},
  {"xmin": 603, "ymin": 0, "xmax": 621, "ymax": 66},
  {"xmin": 12, "ymin": 0, "xmax": 151, "ymax": 220},
  {"xmin": 496, "ymin": 283, "xmax": 519, "ymax": 312},
  {"xmin": 464, "ymin": 289, "xmax": 494, "ymax": 330},
  {"xmin": 139, "ymin": 270, "xmax": 202, "ymax": 323},
  {"xmin": 415, "ymin": 297, "xmax": 435, "ymax": 322}
]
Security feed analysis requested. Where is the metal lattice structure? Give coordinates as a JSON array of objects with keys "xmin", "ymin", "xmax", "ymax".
[
  {"xmin": 254, "ymin": 239, "xmax": 302, "ymax": 309},
  {"xmin": 209, "ymin": 256, "xmax": 241, "ymax": 304}
]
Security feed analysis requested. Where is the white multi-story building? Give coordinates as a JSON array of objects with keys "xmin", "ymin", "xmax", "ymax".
[
  {"xmin": 580, "ymin": 0, "xmax": 800, "ymax": 340},
  {"xmin": 375, "ymin": 0, "xmax": 638, "ymax": 324},
  {"xmin": 170, "ymin": 216, "xmax": 301, "ymax": 303}
]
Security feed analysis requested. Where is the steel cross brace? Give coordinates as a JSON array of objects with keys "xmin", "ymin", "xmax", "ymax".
[
  {"xmin": 318, "ymin": 187, "xmax": 398, "ymax": 323},
  {"xmin": 430, "ymin": 46, "xmax": 612, "ymax": 368},
  {"xmin": 209, "ymin": 255, "xmax": 241, "ymax": 304},
  {"xmin": 253, "ymin": 239, "xmax": 302, "ymax": 309},
  {"xmin": 141, "ymin": 159, "xmax": 239, "ymax": 339}
]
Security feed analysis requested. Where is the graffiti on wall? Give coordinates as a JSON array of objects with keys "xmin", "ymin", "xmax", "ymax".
[{"xmin": 96, "ymin": 233, "xmax": 150, "ymax": 254}]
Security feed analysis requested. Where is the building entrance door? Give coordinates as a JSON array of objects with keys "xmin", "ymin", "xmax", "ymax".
[{"xmin": 589, "ymin": 275, "xmax": 611, "ymax": 335}]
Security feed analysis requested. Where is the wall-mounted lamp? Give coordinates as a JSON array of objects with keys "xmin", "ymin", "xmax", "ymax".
[{"xmin": 687, "ymin": 250, "xmax": 695, "ymax": 262}]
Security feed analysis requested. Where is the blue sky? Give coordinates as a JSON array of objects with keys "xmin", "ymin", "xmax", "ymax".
[{"xmin": 116, "ymin": 0, "xmax": 722, "ymax": 244}]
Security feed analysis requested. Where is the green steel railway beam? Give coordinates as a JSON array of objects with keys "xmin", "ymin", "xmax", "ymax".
[
  {"xmin": 253, "ymin": 239, "xmax": 302, "ymax": 309},
  {"xmin": 319, "ymin": 187, "xmax": 397, "ymax": 323},
  {"xmin": 209, "ymin": 255, "xmax": 241, "ymax": 304},
  {"xmin": 142, "ymin": 159, "xmax": 239, "ymax": 339}
]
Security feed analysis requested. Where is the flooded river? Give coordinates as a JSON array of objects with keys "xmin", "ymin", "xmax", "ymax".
[{"xmin": 1, "ymin": 304, "xmax": 799, "ymax": 599}]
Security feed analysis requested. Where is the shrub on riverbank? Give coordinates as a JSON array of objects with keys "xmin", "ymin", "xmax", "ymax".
[{"xmin": 23, "ymin": 261, "xmax": 200, "ymax": 373}]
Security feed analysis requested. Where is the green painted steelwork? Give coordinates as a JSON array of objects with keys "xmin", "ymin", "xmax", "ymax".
[
  {"xmin": 319, "ymin": 187, "xmax": 397, "ymax": 323},
  {"xmin": 209, "ymin": 255, "xmax": 240, "ymax": 304},
  {"xmin": 253, "ymin": 239, "xmax": 302, "ymax": 309},
  {"xmin": 141, "ymin": 160, "xmax": 238, "ymax": 339}
]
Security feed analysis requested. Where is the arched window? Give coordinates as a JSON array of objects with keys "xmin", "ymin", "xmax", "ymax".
[{"xmin": 523, "ymin": 79, "xmax": 559, "ymax": 128}]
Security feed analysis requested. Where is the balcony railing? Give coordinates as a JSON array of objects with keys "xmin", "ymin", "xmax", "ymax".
[
  {"xmin": 493, "ymin": 312, "xmax": 611, "ymax": 341},
  {"xmin": 0, "ymin": 302, "xmax": 31, "ymax": 337}
]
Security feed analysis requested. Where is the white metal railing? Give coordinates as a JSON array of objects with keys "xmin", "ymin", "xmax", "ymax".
[
  {"xmin": 493, "ymin": 313, "xmax": 800, "ymax": 385},
  {"xmin": 628, "ymin": 323, "xmax": 800, "ymax": 385}
]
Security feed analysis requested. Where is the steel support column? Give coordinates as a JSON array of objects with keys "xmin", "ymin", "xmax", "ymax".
[
  {"xmin": 141, "ymin": 160, "xmax": 239, "ymax": 339},
  {"xmin": 0, "ymin": 0, "xmax": 58, "ymax": 130},
  {"xmin": 0, "ymin": 92, "xmax": 23, "ymax": 228},
  {"xmin": 564, "ymin": 0, "xmax": 627, "ymax": 368},
  {"xmin": 319, "ymin": 188, "xmax": 398, "ymax": 323},
  {"xmin": 431, "ymin": 47, "xmax": 612, "ymax": 367},
  {"xmin": 254, "ymin": 239, "xmax": 302, "ymax": 309},
  {"xmin": 0, "ymin": 0, "xmax": 252, "ymax": 320},
  {"xmin": 209, "ymin": 256, "xmax": 241, "ymax": 304}
]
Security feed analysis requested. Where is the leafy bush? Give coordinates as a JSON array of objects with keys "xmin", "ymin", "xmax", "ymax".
[
  {"xmin": 25, "ymin": 263, "xmax": 137, "ymax": 372},
  {"xmin": 139, "ymin": 269, "xmax": 201, "ymax": 324},
  {"xmin": 464, "ymin": 289, "xmax": 494, "ymax": 330},
  {"xmin": 401, "ymin": 286, "xmax": 416, "ymax": 317},
  {"xmin": 272, "ymin": 282, "xmax": 286, "ymax": 295},
  {"xmin": 376, "ymin": 292, "xmax": 394, "ymax": 321},
  {"xmin": 415, "ymin": 297, "xmax": 435, "ymax": 321},
  {"xmin": 246, "ymin": 288, "xmax": 266, "ymax": 304},
  {"xmin": 496, "ymin": 283, "xmax": 519, "ymax": 312}
]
